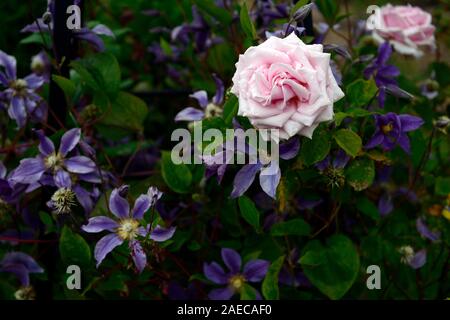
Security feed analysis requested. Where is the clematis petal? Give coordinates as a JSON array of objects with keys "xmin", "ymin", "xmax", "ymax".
[
  {"xmin": 365, "ymin": 130, "xmax": 384, "ymax": 149},
  {"xmin": 91, "ymin": 24, "xmax": 115, "ymax": 37},
  {"xmin": 279, "ymin": 137, "xmax": 300, "ymax": 160},
  {"xmin": 408, "ymin": 249, "xmax": 426, "ymax": 269},
  {"xmin": 59, "ymin": 128, "xmax": 81, "ymax": 156},
  {"xmin": 397, "ymin": 133, "xmax": 411, "ymax": 154},
  {"xmin": 399, "ymin": 114, "xmax": 424, "ymax": 132},
  {"xmin": 10, "ymin": 157, "xmax": 45, "ymax": 184},
  {"xmin": 24, "ymin": 74, "xmax": 44, "ymax": 89},
  {"xmin": 0, "ymin": 50, "xmax": 17, "ymax": 79},
  {"xmin": 243, "ymin": 259, "xmax": 270, "ymax": 282},
  {"xmin": 109, "ymin": 188, "xmax": 130, "ymax": 218},
  {"xmin": 94, "ymin": 233, "xmax": 123, "ymax": 267},
  {"xmin": 203, "ymin": 262, "xmax": 228, "ymax": 285},
  {"xmin": 129, "ymin": 240, "xmax": 147, "ymax": 273},
  {"xmin": 259, "ymin": 163, "xmax": 281, "ymax": 199},
  {"xmin": 9, "ymin": 96, "xmax": 27, "ymax": 128},
  {"xmin": 132, "ymin": 194, "xmax": 151, "ymax": 220},
  {"xmin": 82, "ymin": 216, "xmax": 119, "ymax": 233},
  {"xmin": 54, "ymin": 170, "xmax": 71, "ymax": 188},
  {"xmin": 189, "ymin": 90, "xmax": 208, "ymax": 108},
  {"xmin": 221, "ymin": 248, "xmax": 241, "ymax": 274},
  {"xmin": 208, "ymin": 287, "xmax": 234, "ymax": 300},
  {"xmin": 35, "ymin": 130, "xmax": 55, "ymax": 156},
  {"xmin": 212, "ymin": 74, "xmax": 225, "ymax": 105},
  {"xmin": 230, "ymin": 163, "xmax": 263, "ymax": 198},
  {"xmin": 175, "ymin": 107, "xmax": 204, "ymax": 122},
  {"xmin": 150, "ymin": 225, "xmax": 176, "ymax": 242},
  {"xmin": 64, "ymin": 156, "xmax": 96, "ymax": 174}
]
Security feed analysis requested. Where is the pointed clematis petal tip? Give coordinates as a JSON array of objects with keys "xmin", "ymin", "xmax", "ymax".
[{"xmin": 221, "ymin": 248, "xmax": 242, "ymax": 273}]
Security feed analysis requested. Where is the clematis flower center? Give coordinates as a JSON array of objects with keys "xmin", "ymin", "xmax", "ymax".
[
  {"xmin": 50, "ymin": 188, "xmax": 76, "ymax": 214},
  {"xmin": 14, "ymin": 286, "xmax": 36, "ymax": 301},
  {"xmin": 205, "ymin": 103, "xmax": 222, "ymax": 118},
  {"xmin": 31, "ymin": 56, "xmax": 45, "ymax": 73},
  {"xmin": 117, "ymin": 219, "xmax": 140, "ymax": 240},
  {"xmin": 11, "ymin": 79, "xmax": 28, "ymax": 92},
  {"xmin": 381, "ymin": 122, "xmax": 394, "ymax": 134},
  {"xmin": 398, "ymin": 245, "xmax": 415, "ymax": 264},
  {"xmin": 324, "ymin": 167, "xmax": 345, "ymax": 188},
  {"xmin": 229, "ymin": 274, "xmax": 246, "ymax": 291},
  {"xmin": 45, "ymin": 153, "xmax": 64, "ymax": 171}
]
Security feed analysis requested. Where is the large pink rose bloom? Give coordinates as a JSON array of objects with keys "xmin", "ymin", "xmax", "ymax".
[
  {"xmin": 371, "ymin": 4, "xmax": 435, "ymax": 58},
  {"xmin": 231, "ymin": 33, "xmax": 344, "ymax": 141}
]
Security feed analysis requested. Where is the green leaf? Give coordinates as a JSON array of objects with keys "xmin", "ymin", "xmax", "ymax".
[
  {"xmin": 270, "ymin": 218, "xmax": 311, "ymax": 237},
  {"xmin": 52, "ymin": 75, "xmax": 77, "ymax": 102},
  {"xmin": 70, "ymin": 52, "xmax": 121, "ymax": 98},
  {"xmin": 192, "ymin": 0, "xmax": 233, "ymax": 25},
  {"xmin": 299, "ymin": 235, "xmax": 360, "ymax": 300},
  {"xmin": 300, "ymin": 127, "xmax": 331, "ymax": 166},
  {"xmin": 59, "ymin": 226, "xmax": 91, "ymax": 267},
  {"xmin": 240, "ymin": 283, "xmax": 258, "ymax": 300},
  {"xmin": 222, "ymin": 94, "xmax": 238, "ymax": 125},
  {"xmin": 315, "ymin": 0, "xmax": 339, "ymax": 24},
  {"xmin": 161, "ymin": 151, "xmax": 193, "ymax": 194},
  {"xmin": 347, "ymin": 79, "xmax": 378, "ymax": 108},
  {"xmin": 238, "ymin": 196, "xmax": 260, "ymax": 231},
  {"xmin": 20, "ymin": 33, "xmax": 51, "ymax": 45},
  {"xmin": 262, "ymin": 255, "xmax": 285, "ymax": 300},
  {"xmin": 240, "ymin": 3, "xmax": 257, "ymax": 40},
  {"xmin": 39, "ymin": 211, "xmax": 53, "ymax": 227},
  {"xmin": 334, "ymin": 129, "xmax": 362, "ymax": 157},
  {"xmin": 334, "ymin": 108, "xmax": 374, "ymax": 127},
  {"xmin": 345, "ymin": 157, "xmax": 375, "ymax": 191},
  {"xmin": 96, "ymin": 91, "xmax": 148, "ymax": 132},
  {"xmin": 356, "ymin": 197, "xmax": 380, "ymax": 221},
  {"xmin": 435, "ymin": 177, "xmax": 450, "ymax": 196}
]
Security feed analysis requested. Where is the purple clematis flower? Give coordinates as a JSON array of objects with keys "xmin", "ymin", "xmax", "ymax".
[
  {"xmin": 0, "ymin": 50, "xmax": 46, "ymax": 127},
  {"xmin": 204, "ymin": 135, "xmax": 299, "ymax": 199},
  {"xmin": 22, "ymin": 1, "xmax": 115, "ymax": 53},
  {"xmin": 203, "ymin": 248, "xmax": 269, "ymax": 300},
  {"xmin": 253, "ymin": 0, "xmax": 289, "ymax": 28},
  {"xmin": 30, "ymin": 51, "xmax": 51, "ymax": 83},
  {"xmin": 315, "ymin": 149, "xmax": 350, "ymax": 188},
  {"xmin": 399, "ymin": 246, "xmax": 426, "ymax": 269},
  {"xmin": 420, "ymin": 79, "xmax": 439, "ymax": 100},
  {"xmin": 365, "ymin": 112, "xmax": 424, "ymax": 153},
  {"xmin": 82, "ymin": 186, "xmax": 175, "ymax": 273},
  {"xmin": 175, "ymin": 74, "xmax": 224, "ymax": 122},
  {"xmin": 10, "ymin": 128, "xmax": 96, "ymax": 185},
  {"xmin": 0, "ymin": 161, "xmax": 27, "ymax": 205},
  {"xmin": 0, "ymin": 252, "xmax": 44, "ymax": 287},
  {"xmin": 364, "ymin": 42, "xmax": 401, "ymax": 107},
  {"xmin": 172, "ymin": 6, "xmax": 222, "ymax": 53},
  {"xmin": 9, "ymin": 128, "xmax": 100, "ymax": 213},
  {"xmin": 416, "ymin": 218, "xmax": 440, "ymax": 242}
]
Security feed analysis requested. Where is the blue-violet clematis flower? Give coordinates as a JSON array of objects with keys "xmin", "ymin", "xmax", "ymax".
[
  {"xmin": 22, "ymin": 1, "xmax": 114, "ymax": 53},
  {"xmin": 0, "ymin": 252, "xmax": 44, "ymax": 287},
  {"xmin": 398, "ymin": 246, "xmax": 426, "ymax": 269},
  {"xmin": 363, "ymin": 42, "xmax": 401, "ymax": 107},
  {"xmin": 365, "ymin": 112, "xmax": 424, "ymax": 153},
  {"xmin": 82, "ymin": 186, "xmax": 175, "ymax": 273},
  {"xmin": 175, "ymin": 74, "xmax": 224, "ymax": 122},
  {"xmin": 203, "ymin": 248, "xmax": 269, "ymax": 300},
  {"xmin": 10, "ymin": 128, "xmax": 96, "ymax": 185},
  {"xmin": 0, "ymin": 50, "xmax": 45, "ymax": 127}
]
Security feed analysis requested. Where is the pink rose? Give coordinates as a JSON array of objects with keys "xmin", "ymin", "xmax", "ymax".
[
  {"xmin": 371, "ymin": 4, "xmax": 435, "ymax": 57},
  {"xmin": 231, "ymin": 33, "xmax": 344, "ymax": 141}
]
